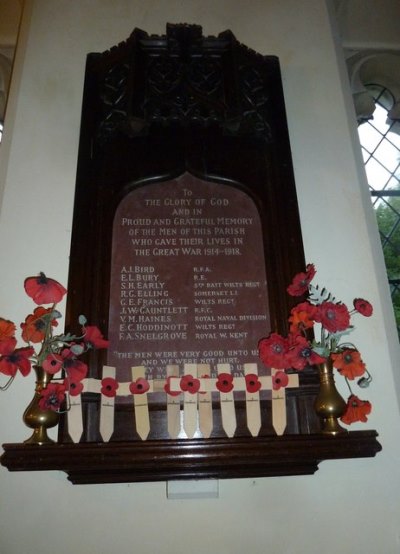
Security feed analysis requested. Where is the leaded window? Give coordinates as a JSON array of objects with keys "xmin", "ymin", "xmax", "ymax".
[{"xmin": 358, "ymin": 84, "xmax": 400, "ymax": 336}]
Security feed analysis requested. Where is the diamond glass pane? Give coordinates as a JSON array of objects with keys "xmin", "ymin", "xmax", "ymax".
[
  {"xmin": 386, "ymin": 175, "xmax": 400, "ymax": 192},
  {"xmin": 373, "ymin": 140, "xmax": 400, "ymax": 173},
  {"xmin": 365, "ymin": 157, "xmax": 392, "ymax": 189},
  {"xmin": 358, "ymin": 122, "xmax": 384, "ymax": 153}
]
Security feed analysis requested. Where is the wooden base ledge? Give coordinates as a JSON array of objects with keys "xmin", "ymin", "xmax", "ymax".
[{"xmin": 1, "ymin": 431, "xmax": 381, "ymax": 485}]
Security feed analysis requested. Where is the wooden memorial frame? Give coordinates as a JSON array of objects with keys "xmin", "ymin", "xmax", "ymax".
[{"xmin": 1, "ymin": 25, "xmax": 381, "ymax": 484}]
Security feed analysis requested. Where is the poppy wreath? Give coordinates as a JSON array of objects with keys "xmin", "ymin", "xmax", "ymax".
[
  {"xmin": 258, "ymin": 264, "xmax": 373, "ymax": 425},
  {"xmin": 0, "ymin": 272, "xmax": 109, "ymax": 411}
]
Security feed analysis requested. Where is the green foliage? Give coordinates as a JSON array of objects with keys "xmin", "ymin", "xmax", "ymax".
[{"xmin": 308, "ymin": 284, "xmax": 336, "ymax": 305}]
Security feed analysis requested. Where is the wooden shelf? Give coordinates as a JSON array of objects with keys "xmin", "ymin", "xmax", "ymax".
[{"xmin": 1, "ymin": 431, "xmax": 381, "ymax": 485}]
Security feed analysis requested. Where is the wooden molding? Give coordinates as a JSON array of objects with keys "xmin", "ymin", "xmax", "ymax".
[{"xmin": 1, "ymin": 431, "xmax": 381, "ymax": 485}]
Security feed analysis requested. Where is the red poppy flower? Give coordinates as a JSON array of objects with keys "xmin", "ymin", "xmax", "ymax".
[
  {"xmin": 0, "ymin": 336, "xmax": 16, "ymax": 356},
  {"xmin": 129, "ymin": 378, "xmax": 150, "ymax": 394},
  {"xmin": 0, "ymin": 339, "xmax": 34, "ymax": 377},
  {"xmin": 287, "ymin": 335, "xmax": 326, "ymax": 370},
  {"xmin": 101, "ymin": 377, "xmax": 119, "ymax": 397},
  {"xmin": 83, "ymin": 326, "xmax": 110, "ymax": 349},
  {"xmin": 353, "ymin": 298, "xmax": 373, "ymax": 317},
  {"xmin": 64, "ymin": 377, "xmax": 84, "ymax": 396},
  {"xmin": 258, "ymin": 333, "xmax": 290, "ymax": 369},
  {"xmin": 245, "ymin": 373, "xmax": 262, "ymax": 393},
  {"xmin": 38, "ymin": 382, "xmax": 66, "ymax": 411},
  {"xmin": 331, "ymin": 349, "xmax": 366, "ymax": 380},
  {"xmin": 21, "ymin": 307, "xmax": 58, "ymax": 343},
  {"xmin": 0, "ymin": 318, "xmax": 16, "ymax": 341},
  {"xmin": 216, "ymin": 373, "xmax": 234, "ymax": 393},
  {"xmin": 315, "ymin": 302, "xmax": 350, "ymax": 334},
  {"xmin": 24, "ymin": 272, "xmax": 67, "ymax": 305},
  {"xmin": 164, "ymin": 376, "xmax": 181, "ymax": 396},
  {"xmin": 272, "ymin": 371, "xmax": 289, "ymax": 390},
  {"xmin": 288, "ymin": 302, "xmax": 317, "ymax": 334},
  {"xmin": 42, "ymin": 353, "xmax": 64, "ymax": 374},
  {"xmin": 287, "ymin": 264, "xmax": 316, "ymax": 296},
  {"xmin": 61, "ymin": 348, "xmax": 88, "ymax": 381},
  {"xmin": 180, "ymin": 374, "xmax": 200, "ymax": 394},
  {"xmin": 341, "ymin": 395, "xmax": 372, "ymax": 424}
]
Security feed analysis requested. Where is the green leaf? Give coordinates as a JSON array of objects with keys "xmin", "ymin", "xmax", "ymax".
[
  {"xmin": 329, "ymin": 327, "xmax": 353, "ymax": 344},
  {"xmin": 308, "ymin": 283, "xmax": 336, "ymax": 305},
  {"xmin": 312, "ymin": 345, "xmax": 329, "ymax": 357},
  {"xmin": 70, "ymin": 344, "xmax": 84, "ymax": 356},
  {"xmin": 56, "ymin": 332, "xmax": 75, "ymax": 342}
]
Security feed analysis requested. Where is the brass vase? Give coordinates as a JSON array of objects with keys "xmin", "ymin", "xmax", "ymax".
[
  {"xmin": 314, "ymin": 360, "xmax": 347, "ymax": 435},
  {"xmin": 23, "ymin": 365, "xmax": 59, "ymax": 445}
]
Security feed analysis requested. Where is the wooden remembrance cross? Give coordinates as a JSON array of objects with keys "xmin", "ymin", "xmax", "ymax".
[{"xmin": 1, "ymin": 25, "xmax": 380, "ymax": 484}]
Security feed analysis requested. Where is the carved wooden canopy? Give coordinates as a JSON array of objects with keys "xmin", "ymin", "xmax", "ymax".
[{"xmin": 95, "ymin": 23, "xmax": 274, "ymax": 143}]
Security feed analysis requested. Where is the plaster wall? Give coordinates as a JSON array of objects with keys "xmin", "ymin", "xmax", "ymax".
[
  {"xmin": 0, "ymin": 1, "xmax": 399, "ymax": 553},
  {"xmin": 334, "ymin": 0, "xmax": 400, "ymax": 49}
]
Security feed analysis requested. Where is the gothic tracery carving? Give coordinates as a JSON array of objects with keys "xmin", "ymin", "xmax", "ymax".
[{"xmin": 94, "ymin": 24, "xmax": 274, "ymax": 143}]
